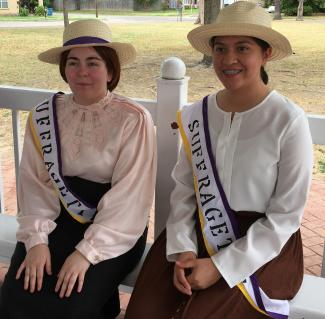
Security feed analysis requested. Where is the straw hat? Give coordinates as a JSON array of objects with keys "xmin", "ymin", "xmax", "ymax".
[
  {"xmin": 187, "ymin": 1, "xmax": 292, "ymax": 61},
  {"xmin": 38, "ymin": 19, "xmax": 136, "ymax": 65}
]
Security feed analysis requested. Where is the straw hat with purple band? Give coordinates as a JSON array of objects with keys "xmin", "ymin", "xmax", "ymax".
[
  {"xmin": 38, "ymin": 19, "xmax": 136, "ymax": 65},
  {"xmin": 187, "ymin": 1, "xmax": 292, "ymax": 61}
]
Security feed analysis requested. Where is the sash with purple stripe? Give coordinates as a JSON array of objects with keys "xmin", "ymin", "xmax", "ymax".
[
  {"xmin": 176, "ymin": 95, "xmax": 289, "ymax": 318},
  {"xmin": 30, "ymin": 93, "xmax": 97, "ymax": 224}
]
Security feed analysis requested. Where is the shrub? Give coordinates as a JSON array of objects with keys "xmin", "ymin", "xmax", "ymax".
[
  {"xmin": 303, "ymin": 5, "xmax": 314, "ymax": 15},
  {"xmin": 263, "ymin": 0, "xmax": 273, "ymax": 8},
  {"xmin": 43, "ymin": 0, "xmax": 50, "ymax": 7},
  {"xmin": 135, "ymin": 0, "xmax": 159, "ymax": 10},
  {"xmin": 19, "ymin": 7, "xmax": 29, "ymax": 16},
  {"xmin": 283, "ymin": 5, "xmax": 313, "ymax": 16},
  {"xmin": 161, "ymin": 0, "xmax": 169, "ymax": 11},
  {"xmin": 282, "ymin": 0, "xmax": 324, "ymax": 14},
  {"xmin": 18, "ymin": 0, "xmax": 39, "ymax": 13},
  {"xmin": 34, "ymin": 5, "xmax": 46, "ymax": 16}
]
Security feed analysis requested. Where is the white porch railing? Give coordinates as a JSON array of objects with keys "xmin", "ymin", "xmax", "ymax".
[{"xmin": 0, "ymin": 58, "xmax": 325, "ymax": 318}]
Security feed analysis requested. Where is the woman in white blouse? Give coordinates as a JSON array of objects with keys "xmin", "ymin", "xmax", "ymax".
[
  {"xmin": 0, "ymin": 19, "xmax": 156, "ymax": 319},
  {"xmin": 126, "ymin": 2, "xmax": 312, "ymax": 318}
]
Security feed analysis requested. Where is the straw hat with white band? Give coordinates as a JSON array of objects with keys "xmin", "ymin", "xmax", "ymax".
[
  {"xmin": 187, "ymin": 1, "xmax": 292, "ymax": 61},
  {"xmin": 38, "ymin": 19, "xmax": 136, "ymax": 65}
]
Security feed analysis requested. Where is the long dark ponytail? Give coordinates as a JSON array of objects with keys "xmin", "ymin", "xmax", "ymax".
[{"xmin": 252, "ymin": 37, "xmax": 271, "ymax": 85}]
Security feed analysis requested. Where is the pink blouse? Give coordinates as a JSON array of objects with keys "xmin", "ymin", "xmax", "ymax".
[{"xmin": 16, "ymin": 92, "xmax": 157, "ymax": 264}]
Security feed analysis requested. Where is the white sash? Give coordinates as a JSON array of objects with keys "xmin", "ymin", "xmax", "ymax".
[
  {"xmin": 29, "ymin": 93, "xmax": 97, "ymax": 224},
  {"xmin": 177, "ymin": 96, "xmax": 289, "ymax": 319}
]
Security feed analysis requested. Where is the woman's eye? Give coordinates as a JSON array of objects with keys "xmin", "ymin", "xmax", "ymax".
[
  {"xmin": 88, "ymin": 62, "xmax": 100, "ymax": 67},
  {"xmin": 67, "ymin": 61, "xmax": 78, "ymax": 66},
  {"xmin": 238, "ymin": 46, "xmax": 249, "ymax": 52},
  {"xmin": 214, "ymin": 46, "xmax": 225, "ymax": 53}
]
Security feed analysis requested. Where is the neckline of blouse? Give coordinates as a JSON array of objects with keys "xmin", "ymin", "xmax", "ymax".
[
  {"xmin": 66, "ymin": 91, "xmax": 113, "ymax": 111},
  {"xmin": 212, "ymin": 90, "xmax": 276, "ymax": 116}
]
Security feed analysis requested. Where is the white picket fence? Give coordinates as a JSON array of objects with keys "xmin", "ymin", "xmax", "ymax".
[{"xmin": 0, "ymin": 58, "xmax": 325, "ymax": 318}]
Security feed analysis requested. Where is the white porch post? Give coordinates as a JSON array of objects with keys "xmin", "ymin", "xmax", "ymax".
[
  {"xmin": 154, "ymin": 57, "xmax": 189, "ymax": 239},
  {"xmin": 0, "ymin": 159, "xmax": 4, "ymax": 214}
]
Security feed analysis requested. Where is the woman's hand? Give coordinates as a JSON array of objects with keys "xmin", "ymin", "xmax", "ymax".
[
  {"xmin": 173, "ymin": 251, "xmax": 197, "ymax": 295},
  {"xmin": 176, "ymin": 257, "xmax": 222, "ymax": 291},
  {"xmin": 16, "ymin": 243, "xmax": 52, "ymax": 293},
  {"xmin": 55, "ymin": 250, "xmax": 90, "ymax": 298}
]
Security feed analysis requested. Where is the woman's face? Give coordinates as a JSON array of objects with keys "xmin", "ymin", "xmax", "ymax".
[
  {"xmin": 211, "ymin": 36, "xmax": 272, "ymax": 92},
  {"xmin": 65, "ymin": 47, "xmax": 112, "ymax": 105}
]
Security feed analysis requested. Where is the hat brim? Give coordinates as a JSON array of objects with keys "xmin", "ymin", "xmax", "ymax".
[
  {"xmin": 187, "ymin": 23, "xmax": 292, "ymax": 61},
  {"xmin": 38, "ymin": 42, "xmax": 136, "ymax": 66}
]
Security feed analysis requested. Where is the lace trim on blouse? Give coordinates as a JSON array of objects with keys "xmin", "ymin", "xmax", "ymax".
[{"xmin": 56, "ymin": 92, "xmax": 123, "ymax": 160}]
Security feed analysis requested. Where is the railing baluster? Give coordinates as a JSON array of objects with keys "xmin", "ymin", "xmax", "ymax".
[
  {"xmin": 11, "ymin": 109, "xmax": 21, "ymax": 211},
  {"xmin": 0, "ymin": 158, "xmax": 4, "ymax": 214}
]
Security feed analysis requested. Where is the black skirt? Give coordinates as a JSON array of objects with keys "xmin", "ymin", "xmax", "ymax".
[{"xmin": 0, "ymin": 176, "xmax": 147, "ymax": 319}]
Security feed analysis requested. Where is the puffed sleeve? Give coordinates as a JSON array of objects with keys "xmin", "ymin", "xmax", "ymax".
[
  {"xmin": 166, "ymin": 144, "xmax": 198, "ymax": 261},
  {"xmin": 16, "ymin": 114, "xmax": 60, "ymax": 251},
  {"xmin": 211, "ymin": 113, "xmax": 313, "ymax": 288},
  {"xmin": 75, "ymin": 109, "xmax": 157, "ymax": 264}
]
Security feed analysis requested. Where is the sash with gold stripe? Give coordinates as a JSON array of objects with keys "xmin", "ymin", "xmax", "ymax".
[
  {"xmin": 177, "ymin": 95, "xmax": 289, "ymax": 319},
  {"xmin": 29, "ymin": 93, "xmax": 97, "ymax": 224}
]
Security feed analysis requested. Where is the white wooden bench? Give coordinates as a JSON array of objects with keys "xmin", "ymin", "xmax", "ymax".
[{"xmin": 1, "ymin": 58, "xmax": 325, "ymax": 318}]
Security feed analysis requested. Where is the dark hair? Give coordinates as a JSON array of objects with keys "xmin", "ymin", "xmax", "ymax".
[
  {"xmin": 252, "ymin": 37, "xmax": 270, "ymax": 85},
  {"xmin": 59, "ymin": 46, "xmax": 121, "ymax": 91},
  {"xmin": 209, "ymin": 36, "xmax": 271, "ymax": 85}
]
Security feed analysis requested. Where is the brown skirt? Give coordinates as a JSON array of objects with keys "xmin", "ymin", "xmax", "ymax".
[{"xmin": 125, "ymin": 211, "xmax": 303, "ymax": 319}]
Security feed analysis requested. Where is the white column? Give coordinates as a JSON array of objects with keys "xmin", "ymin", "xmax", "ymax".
[{"xmin": 154, "ymin": 57, "xmax": 189, "ymax": 239}]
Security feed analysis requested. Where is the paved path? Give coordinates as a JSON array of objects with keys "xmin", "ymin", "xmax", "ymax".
[
  {"xmin": 0, "ymin": 14, "xmax": 197, "ymax": 28},
  {"xmin": 0, "ymin": 14, "xmax": 324, "ymax": 29}
]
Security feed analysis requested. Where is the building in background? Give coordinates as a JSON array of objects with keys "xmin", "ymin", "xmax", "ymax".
[{"xmin": 0, "ymin": 0, "xmax": 18, "ymax": 15}]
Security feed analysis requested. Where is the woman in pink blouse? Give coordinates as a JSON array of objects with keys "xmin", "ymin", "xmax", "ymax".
[{"xmin": 0, "ymin": 19, "xmax": 156, "ymax": 319}]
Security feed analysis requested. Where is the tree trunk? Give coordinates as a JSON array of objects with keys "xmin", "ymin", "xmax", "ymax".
[
  {"xmin": 274, "ymin": 0, "xmax": 282, "ymax": 20},
  {"xmin": 296, "ymin": 0, "xmax": 304, "ymax": 21},
  {"xmin": 63, "ymin": 0, "xmax": 69, "ymax": 27},
  {"xmin": 201, "ymin": 0, "xmax": 220, "ymax": 66},
  {"xmin": 76, "ymin": 0, "xmax": 81, "ymax": 10},
  {"xmin": 95, "ymin": 0, "xmax": 98, "ymax": 18}
]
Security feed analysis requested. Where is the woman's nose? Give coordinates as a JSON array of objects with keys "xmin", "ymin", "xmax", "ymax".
[
  {"xmin": 77, "ymin": 65, "xmax": 89, "ymax": 76},
  {"xmin": 223, "ymin": 50, "xmax": 238, "ymax": 65}
]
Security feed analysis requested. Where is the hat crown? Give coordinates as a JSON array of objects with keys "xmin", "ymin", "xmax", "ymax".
[
  {"xmin": 62, "ymin": 19, "xmax": 112, "ymax": 45},
  {"xmin": 216, "ymin": 1, "xmax": 272, "ymax": 28}
]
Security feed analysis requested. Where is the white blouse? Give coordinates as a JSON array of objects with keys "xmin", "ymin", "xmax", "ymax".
[
  {"xmin": 16, "ymin": 92, "xmax": 157, "ymax": 265},
  {"xmin": 166, "ymin": 90, "xmax": 313, "ymax": 288}
]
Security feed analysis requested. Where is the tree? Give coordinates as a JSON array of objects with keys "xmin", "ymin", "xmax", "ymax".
[
  {"xmin": 201, "ymin": 0, "xmax": 221, "ymax": 66},
  {"xmin": 95, "ymin": 0, "xmax": 98, "ymax": 18},
  {"xmin": 63, "ymin": 0, "xmax": 69, "ymax": 27},
  {"xmin": 296, "ymin": 0, "xmax": 304, "ymax": 20},
  {"xmin": 274, "ymin": 0, "xmax": 282, "ymax": 19},
  {"xmin": 17, "ymin": 0, "xmax": 38, "ymax": 13},
  {"xmin": 76, "ymin": 0, "xmax": 81, "ymax": 10},
  {"xmin": 194, "ymin": 0, "xmax": 204, "ymax": 24}
]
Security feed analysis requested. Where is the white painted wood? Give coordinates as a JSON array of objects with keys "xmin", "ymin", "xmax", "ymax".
[
  {"xmin": 321, "ymin": 242, "xmax": 325, "ymax": 278},
  {"xmin": 155, "ymin": 76, "xmax": 189, "ymax": 238},
  {"xmin": 289, "ymin": 274, "xmax": 325, "ymax": 319},
  {"xmin": 0, "ymin": 163, "xmax": 3, "ymax": 214},
  {"xmin": 0, "ymin": 214, "xmax": 18, "ymax": 263},
  {"xmin": 307, "ymin": 114, "xmax": 325, "ymax": 145}
]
